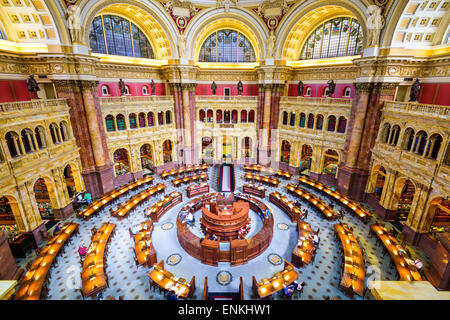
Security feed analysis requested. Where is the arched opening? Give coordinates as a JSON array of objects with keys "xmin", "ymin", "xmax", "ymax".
[
  {"xmin": 425, "ymin": 134, "xmax": 443, "ymax": 160},
  {"xmin": 148, "ymin": 112, "xmax": 155, "ymax": 126},
  {"xmin": 129, "ymin": 113, "xmax": 137, "ymax": 129},
  {"xmin": 222, "ymin": 137, "xmax": 233, "ymax": 161},
  {"xmin": 371, "ymin": 166, "xmax": 386, "ymax": 200},
  {"xmin": 224, "ymin": 110, "xmax": 231, "ymax": 123},
  {"xmin": 199, "ymin": 109, "xmax": 206, "ymax": 122},
  {"xmin": 101, "ymin": 85, "xmax": 110, "ymax": 96},
  {"xmin": 323, "ymin": 149, "xmax": 339, "ymax": 177},
  {"xmin": 142, "ymin": 86, "xmax": 149, "ymax": 95},
  {"xmin": 21, "ymin": 128, "xmax": 36, "ymax": 153},
  {"xmin": 138, "ymin": 112, "xmax": 146, "ymax": 127},
  {"xmin": 381, "ymin": 123, "xmax": 391, "ymax": 143},
  {"xmin": 33, "ymin": 178, "xmax": 54, "ymax": 220},
  {"xmin": 116, "ymin": 114, "xmax": 126, "ymax": 130},
  {"xmin": 282, "ymin": 111, "xmax": 288, "ymax": 125},
  {"xmin": 316, "ymin": 114, "xmax": 324, "ymax": 130},
  {"xmin": 428, "ymin": 197, "xmax": 450, "ymax": 233},
  {"xmin": 289, "ymin": 112, "xmax": 296, "ymax": 126},
  {"xmin": 388, "ymin": 125, "xmax": 400, "ymax": 146},
  {"xmin": 327, "ymin": 115, "xmax": 336, "ymax": 132},
  {"xmin": 305, "ymin": 87, "xmax": 312, "ymax": 96},
  {"xmin": 113, "ymin": 148, "xmax": 130, "ymax": 176},
  {"xmin": 162, "ymin": 140, "xmax": 173, "ymax": 163},
  {"xmin": 344, "ymin": 87, "xmax": 352, "ymax": 97},
  {"xmin": 158, "ymin": 111, "xmax": 164, "ymax": 125},
  {"xmin": 299, "ymin": 113, "xmax": 306, "ymax": 128},
  {"xmin": 35, "ymin": 126, "xmax": 47, "ymax": 149},
  {"xmin": 105, "ymin": 115, "xmax": 116, "ymax": 132},
  {"xmin": 207, "ymin": 109, "xmax": 214, "ymax": 122},
  {"xmin": 202, "ymin": 137, "xmax": 214, "ymax": 160},
  {"xmin": 337, "ymin": 116, "xmax": 347, "ymax": 133},
  {"xmin": 393, "ymin": 179, "xmax": 416, "ymax": 222},
  {"xmin": 60, "ymin": 121, "xmax": 70, "ymax": 141},
  {"xmin": 50, "ymin": 123, "xmax": 61, "ymax": 144},
  {"xmin": 216, "ymin": 110, "xmax": 223, "ymax": 123},
  {"xmin": 165, "ymin": 111, "xmax": 172, "ymax": 124},
  {"xmin": 242, "ymin": 137, "xmax": 252, "ymax": 158},
  {"xmin": 307, "ymin": 113, "xmax": 314, "ymax": 129},
  {"xmin": 300, "ymin": 144, "xmax": 313, "ymax": 174},
  {"xmin": 241, "ymin": 110, "xmax": 247, "ymax": 123},
  {"xmin": 402, "ymin": 128, "xmax": 415, "ymax": 151},
  {"xmin": 280, "ymin": 140, "xmax": 291, "ymax": 164},
  {"xmin": 63, "ymin": 165, "xmax": 77, "ymax": 198},
  {"xmin": 231, "ymin": 110, "xmax": 238, "ymax": 124},
  {"xmin": 413, "ymin": 131, "xmax": 428, "ymax": 155},
  {"xmin": 0, "ymin": 196, "xmax": 22, "ymax": 242},
  {"xmin": 5, "ymin": 131, "xmax": 22, "ymax": 157},
  {"xmin": 248, "ymin": 110, "xmax": 255, "ymax": 123},
  {"xmin": 140, "ymin": 144, "xmax": 154, "ymax": 176}
]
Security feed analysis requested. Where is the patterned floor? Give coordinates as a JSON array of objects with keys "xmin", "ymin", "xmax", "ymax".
[{"xmin": 14, "ymin": 166, "xmax": 430, "ymax": 300}]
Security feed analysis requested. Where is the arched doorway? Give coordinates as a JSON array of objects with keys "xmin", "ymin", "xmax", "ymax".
[
  {"xmin": 300, "ymin": 144, "xmax": 313, "ymax": 173},
  {"xmin": 428, "ymin": 197, "xmax": 450, "ymax": 233},
  {"xmin": 242, "ymin": 137, "xmax": 252, "ymax": 158},
  {"xmin": 113, "ymin": 148, "xmax": 130, "ymax": 176},
  {"xmin": 0, "ymin": 196, "xmax": 22, "ymax": 242},
  {"xmin": 393, "ymin": 179, "xmax": 416, "ymax": 221},
  {"xmin": 140, "ymin": 144, "xmax": 154, "ymax": 176},
  {"xmin": 371, "ymin": 166, "xmax": 386, "ymax": 200},
  {"xmin": 162, "ymin": 140, "xmax": 173, "ymax": 163},
  {"xmin": 322, "ymin": 149, "xmax": 339, "ymax": 177},
  {"xmin": 280, "ymin": 140, "xmax": 291, "ymax": 164},
  {"xmin": 201, "ymin": 137, "xmax": 213, "ymax": 161},
  {"xmin": 222, "ymin": 137, "xmax": 233, "ymax": 162},
  {"xmin": 63, "ymin": 165, "xmax": 77, "ymax": 198},
  {"xmin": 33, "ymin": 178, "xmax": 54, "ymax": 220}
]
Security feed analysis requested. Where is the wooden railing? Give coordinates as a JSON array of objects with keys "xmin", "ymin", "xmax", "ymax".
[{"xmin": 0, "ymin": 98, "xmax": 68, "ymax": 113}]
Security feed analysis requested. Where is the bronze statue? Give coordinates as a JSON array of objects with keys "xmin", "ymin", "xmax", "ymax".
[
  {"xmin": 327, "ymin": 80, "xmax": 336, "ymax": 97},
  {"xmin": 409, "ymin": 78, "xmax": 421, "ymax": 102},
  {"xmin": 118, "ymin": 79, "xmax": 126, "ymax": 96},
  {"xmin": 211, "ymin": 81, "xmax": 217, "ymax": 95},
  {"xmin": 297, "ymin": 80, "xmax": 304, "ymax": 96},
  {"xmin": 26, "ymin": 75, "xmax": 40, "ymax": 99},
  {"xmin": 151, "ymin": 80, "xmax": 155, "ymax": 95},
  {"xmin": 237, "ymin": 80, "xmax": 243, "ymax": 95}
]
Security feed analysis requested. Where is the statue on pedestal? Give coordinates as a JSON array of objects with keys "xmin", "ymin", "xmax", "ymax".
[
  {"xmin": 327, "ymin": 80, "xmax": 336, "ymax": 97},
  {"xmin": 211, "ymin": 81, "xmax": 217, "ymax": 95},
  {"xmin": 26, "ymin": 75, "xmax": 40, "ymax": 99},
  {"xmin": 367, "ymin": 5, "xmax": 385, "ymax": 47},
  {"xmin": 409, "ymin": 78, "xmax": 421, "ymax": 102},
  {"xmin": 178, "ymin": 33, "xmax": 187, "ymax": 59},
  {"xmin": 118, "ymin": 79, "xmax": 126, "ymax": 96},
  {"xmin": 237, "ymin": 80, "xmax": 243, "ymax": 95},
  {"xmin": 151, "ymin": 80, "xmax": 156, "ymax": 95},
  {"xmin": 267, "ymin": 30, "xmax": 276, "ymax": 59},
  {"xmin": 297, "ymin": 80, "xmax": 304, "ymax": 96}
]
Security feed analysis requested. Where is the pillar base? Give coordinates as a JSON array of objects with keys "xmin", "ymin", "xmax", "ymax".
[
  {"xmin": 155, "ymin": 162, "xmax": 176, "ymax": 174},
  {"xmin": 113, "ymin": 171, "xmax": 144, "ymax": 188},
  {"xmin": 309, "ymin": 172, "xmax": 338, "ymax": 188},
  {"xmin": 337, "ymin": 165, "xmax": 369, "ymax": 202},
  {"xmin": 365, "ymin": 193, "xmax": 397, "ymax": 221},
  {"xmin": 82, "ymin": 165, "xmax": 114, "ymax": 199},
  {"xmin": 257, "ymin": 148, "xmax": 272, "ymax": 166},
  {"xmin": 0, "ymin": 233, "xmax": 18, "ymax": 280},
  {"xmin": 424, "ymin": 233, "xmax": 450, "ymax": 290},
  {"xmin": 183, "ymin": 146, "xmax": 195, "ymax": 165},
  {"xmin": 31, "ymin": 222, "xmax": 48, "ymax": 245},
  {"xmin": 53, "ymin": 202, "xmax": 74, "ymax": 221},
  {"xmin": 401, "ymin": 224, "xmax": 421, "ymax": 246}
]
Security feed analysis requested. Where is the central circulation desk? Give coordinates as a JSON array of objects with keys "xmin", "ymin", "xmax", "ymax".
[
  {"xmin": 252, "ymin": 260, "xmax": 299, "ymax": 299},
  {"xmin": 298, "ymin": 176, "xmax": 370, "ymax": 222},
  {"xmin": 148, "ymin": 260, "xmax": 195, "ymax": 299},
  {"xmin": 269, "ymin": 192, "xmax": 302, "ymax": 222},
  {"xmin": 146, "ymin": 191, "xmax": 182, "ymax": 222},
  {"xmin": 370, "ymin": 223, "xmax": 422, "ymax": 281},
  {"xmin": 78, "ymin": 176, "xmax": 154, "ymax": 219},
  {"xmin": 292, "ymin": 221, "xmax": 316, "ymax": 268},
  {"xmin": 286, "ymin": 184, "xmax": 339, "ymax": 220},
  {"xmin": 334, "ymin": 223, "xmax": 365, "ymax": 298},
  {"xmin": 14, "ymin": 222, "xmax": 79, "ymax": 300},
  {"xmin": 244, "ymin": 172, "xmax": 279, "ymax": 187},
  {"xmin": 111, "ymin": 183, "xmax": 165, "ymax": 219},
  {"xmin": 81, "ymin": 223, "xmax": 116, "ymax": 298},
  {"xmin": 242, "ymin": 183, "xmax": 265, "ymax": 198},
  {"xmin": 132, "ymin": 221, "xmax": 157, "ymax": 267}
]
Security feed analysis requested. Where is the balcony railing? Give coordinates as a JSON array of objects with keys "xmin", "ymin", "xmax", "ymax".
[
  {"xmin": 383, "ymin": 101, "xmax": 449, "ymax": 118},
  {"xmin": 280, "ymin": 96, "xmax": 353, "ymax": 106},
  {"xmin": 0, "ymin": 98, "xmax": 68, "ymax": 113},
  {"xmin": 196, "ymin": 95, "xmax": 258, "ymax": 101},
  {"xmin": 100, "ymin": 95, "xmax": 174, "ymax": 104}
]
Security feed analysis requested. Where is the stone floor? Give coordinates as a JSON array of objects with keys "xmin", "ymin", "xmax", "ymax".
[{"xmin": 14, "ymin": 166, "xmax": 430, "ymax": 300}]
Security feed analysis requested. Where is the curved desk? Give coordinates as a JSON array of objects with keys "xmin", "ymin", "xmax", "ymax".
[
  {"xmin": 269, "ymin": 191, "xmax": 302, "ymax": 222},
  {"xmin": 132, "ymin": 221, "xmax": 157, "ymax": 267},
  {"xmin": 292, "ymin": 221, "xmax": 316, "ymax": 268}
]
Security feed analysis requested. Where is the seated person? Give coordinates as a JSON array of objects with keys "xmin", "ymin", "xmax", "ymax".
[
  {"xmin": 53, "ymin": 223, "xmax": 63, "ymax": 236},
  {"xmin": 414, "ymin": 258, "xmax": 423, "ymax": 270},
  {"xmin": 78, "ymin": 245, "xmax": 87, "ymax": 257},
  {"xmin": 84, "ymin": 192, "xmax": 92, "ymax": 205},
  {"xmin": 184, "ymin": 212, "xmax": 195, "ymax": 226},
  {"xmin": 166, "ymin": 290, "xmax": 178, "ymax": 300},
  {"xmin": 77, "ymin": 193, "xmax": 87, "ymax": 205},
  {"xmin": 283, "ymin": 285, "xmax": 294, "ymax": 297},
  {"xmin": 292, "ymin": 280, "xmax": 305, "ymax": 292},
  {"xmin": 313, "ymin": 234, "xmax": 319, "ymax": 246}
]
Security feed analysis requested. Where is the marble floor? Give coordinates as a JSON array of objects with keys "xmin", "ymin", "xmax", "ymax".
[{"xmin": 14, "ymin": 166, "xmax": 430, "ymax": 300}]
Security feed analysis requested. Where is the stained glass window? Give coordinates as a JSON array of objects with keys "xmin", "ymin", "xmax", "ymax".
[
  {"xmin": 89, "ymin": 15, "xmax": 154, "ymax": 59},
  {"xmin": 199, "ymin": 29, "xmax": 256, "ymax": 62},
  {"xmin": 300, "ymin": 17, "xmax": 363, "ymax": 60}
]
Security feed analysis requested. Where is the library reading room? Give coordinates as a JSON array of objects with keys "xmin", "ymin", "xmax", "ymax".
[{"xmin": 0, "ymin": 0, "xmax": 450, "ymax": 302}]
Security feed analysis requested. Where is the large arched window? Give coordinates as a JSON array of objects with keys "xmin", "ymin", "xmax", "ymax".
[
  {"xmin": 199, "ymin": 29, "xmax": 256, "ymax": 62},
  {"xmin": 300, "ymin": 17, "xmax": 363, "ymax": 60},
  {"xmin": 89, "ymin": 15, "xmax": 155, "ymax": 59}
]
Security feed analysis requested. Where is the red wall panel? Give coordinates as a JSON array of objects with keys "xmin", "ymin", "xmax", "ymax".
[
  {"xmin": 0, "ymin": 81, "xmax": 15, "ymax": 102},
  {"xmin": 434, "ymin": 84, "xmax": 450, "ymax": 106}
]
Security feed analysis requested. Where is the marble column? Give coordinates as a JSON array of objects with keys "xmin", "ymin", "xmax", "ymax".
[{"xmin": 258, "ymin": 85, "xmax": 272, "ymax": 165}]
